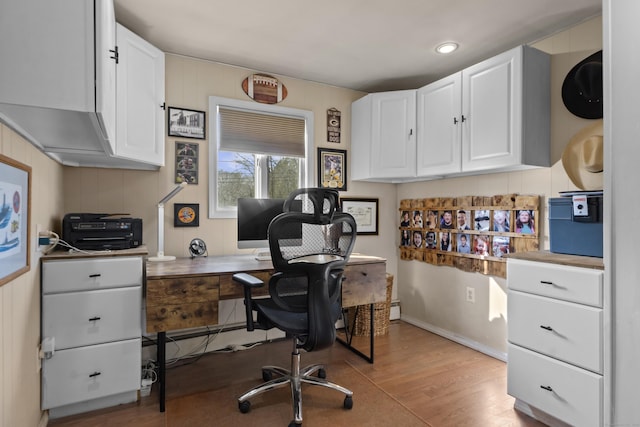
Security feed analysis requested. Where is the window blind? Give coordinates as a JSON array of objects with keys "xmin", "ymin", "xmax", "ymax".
[{"xmin": 218, "ymin": 107, "xmax": 306, "ymax": 157}]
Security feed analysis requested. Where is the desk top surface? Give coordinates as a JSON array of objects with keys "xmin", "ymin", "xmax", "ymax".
[{"xmin": 146, "ymin": 253, "xmax": 386, "ymax": 279}]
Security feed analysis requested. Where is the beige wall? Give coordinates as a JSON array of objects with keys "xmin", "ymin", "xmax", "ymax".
[
  {"xmin": 396, "ymin": 17, "xmax": 602, "ymax": 356},
  {"xmin": 0, "ymin": 124, "xmax": 64, "ymax": 427}
]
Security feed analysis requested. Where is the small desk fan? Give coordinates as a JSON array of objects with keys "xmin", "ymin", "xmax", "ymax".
[{"xmin": 189, "ymin": 238, "xmax": 207, "ymax": 258}]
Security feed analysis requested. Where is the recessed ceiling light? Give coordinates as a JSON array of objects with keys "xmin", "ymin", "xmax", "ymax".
[{"xmin": 435, "ymin": 42, "xmax": 459, "ymax": 54}]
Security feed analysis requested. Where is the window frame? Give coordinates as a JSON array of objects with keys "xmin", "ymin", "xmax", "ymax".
[{"xmin": 208, "ymin": 96, "xmax": 314, "ymax": 218}]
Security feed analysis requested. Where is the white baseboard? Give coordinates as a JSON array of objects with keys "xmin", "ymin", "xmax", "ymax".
[
  {"xmin": 513, "ymin": 399, "xmax": 572, "ymax": 427},
  {"xmin": 400, "ymin": 314, "xmax": 507, "ymax": 362}
]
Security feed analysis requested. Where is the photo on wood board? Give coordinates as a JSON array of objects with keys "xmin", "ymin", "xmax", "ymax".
[
  {"xmin": 473, "ymin": 234, "xmax": 489, "ymax": 256},
  {"xmin": 456, "ymin": 209, "xmax": 471, "ymax": 231},
  {"xmin": 457, "ymin": 233, "xmax": 472, "ymax": 254},
  {"xmin": 492, "ymin": 209, "xmax": 511, "ymax": 232},
  {"xmin": 412, "ymin": 230, "xmax": 423, "ymax": 248},
  {"xmin": 473, "ymin": 210, "xmax": 490, "ymax": 231},
  {"xmin": 425, "ymin": 210, "xmax": 438, "ymax": 229},
  {"xmin": 400, "ymin": 229, "xmax": 411, "ymax": 247},
  {"xmin": 492, "ymin": 236, "xmax": 511, "ymax": 258},
  {"xmin": 439, "ymin": 231, "xmax": 452, "ymax": 251},
  {"xmin": 439, "ymin": 210, "xmax": 454, "ymax": 229},
  {"xmin": 515, "ymin": 209, "xmax": 536, "ymax": 234},
  {"xmin": 400, "ymin": 210, "xmax": 411, "ymax": 227},
  {"xmin": 425, "ymin": 231, "xmax": 437, "ymax": 249},
  {"xmin": 412, "ymin": 210, "xmax": 423, "ymax": 228}
]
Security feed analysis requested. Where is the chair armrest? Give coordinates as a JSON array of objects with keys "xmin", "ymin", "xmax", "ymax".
[{"xmin": 232, "ymin": 273, "xmax": 264, "ymax": 331}]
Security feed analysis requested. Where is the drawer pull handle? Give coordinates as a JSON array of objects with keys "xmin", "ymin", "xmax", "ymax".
[
  {"xmin": 89, "ymin": 274, "xmax": 101, "ymax": 278},
  {"xmin": 540, "ymin": 280, "xmax": 553, "ymax": 285},
  {"xmin": 540, "ymin": 325, "xmax": 553, "ymax": 331},
  {"xmin": 89, "ymin": 316, "xmax": 101, "ymax": 322},
  {"xmin": 540, "ymin": 385, "xmax": 553, "ymax": 392},
  {"xmin": 89, "ymin": 371, "xmax": 101, "ymax": 378}
]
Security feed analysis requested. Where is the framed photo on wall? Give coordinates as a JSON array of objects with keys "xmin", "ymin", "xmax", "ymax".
[
  {"xmin": 174, "ymin": 203, "xmax": 200, "ymax": 227},
  {"xmin": 341, "ymin": 197, "xmax": 378, "ymax": 235},
  {"xmin": 317, "ymin": 147, "xmax": 347, "ymax": 191},
  {"xmin": 168, "ymin": 107, "xmax": 206, "ymax": 139},
  {"xmin": 175, "ymin": 141, "xmax": 199, "ymax": 184},
  {"xmin": 0, "ymin": 154, "xmax": 31, "ymax": 286}
]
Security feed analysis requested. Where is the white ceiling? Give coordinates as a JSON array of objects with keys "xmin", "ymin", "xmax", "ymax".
[{"xmin": 114, "ymin": 0, "xmax": 601, "ymax": 93}]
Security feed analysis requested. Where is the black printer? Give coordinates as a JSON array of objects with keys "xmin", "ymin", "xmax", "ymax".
[{"xmin": 62, "ymin": 213, "xmax": 143, "ymax": 250}]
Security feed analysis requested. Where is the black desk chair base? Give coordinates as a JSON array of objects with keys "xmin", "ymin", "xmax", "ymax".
[{"xmin": 238, "ymin": 338, "xmax": 353, "ymax": 426}]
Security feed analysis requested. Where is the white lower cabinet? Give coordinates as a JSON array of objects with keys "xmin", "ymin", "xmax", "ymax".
[
  {"xmin": 507, "ymin": 258, "xmax": 604, "ymax": 427},
  {"xmin": 41, "ymin": 255, "xmax": 143, "ymax": 418}
]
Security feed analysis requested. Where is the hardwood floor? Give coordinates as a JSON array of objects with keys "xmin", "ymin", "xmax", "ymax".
[{"xmin": 49, "ymin": 321, "xmax": 545, "ymax": 426}]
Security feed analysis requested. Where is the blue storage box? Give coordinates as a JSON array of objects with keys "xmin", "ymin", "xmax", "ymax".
[{"xmin": 549, "ymin": 196, "xmax": 603, "ymax": 258}]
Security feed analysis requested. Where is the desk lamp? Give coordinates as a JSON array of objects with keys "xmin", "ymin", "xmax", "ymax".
[{"xmin": 148, "ymin": 182, "xmax": 188, "ymax": 262}]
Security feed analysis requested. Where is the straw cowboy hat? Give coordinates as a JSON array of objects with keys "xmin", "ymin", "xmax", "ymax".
[
  {"xmin": 562, "ymin": 50, "xmax": 603, "ymax": 119},
  {"xmin": 561, "ymin": 120, "xmax": 603, "ymax": 190}
]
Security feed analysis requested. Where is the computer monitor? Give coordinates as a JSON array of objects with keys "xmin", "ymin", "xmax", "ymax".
[{"xmin": 237, "ymin": 198, "xmax": 302, "ymax": 249}]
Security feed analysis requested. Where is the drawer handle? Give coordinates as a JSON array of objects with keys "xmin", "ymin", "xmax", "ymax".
[
  {"xmin": 540, "ymin": 385, "xmax": 553, "ymax": 392},
  {"xmin": 89, "ymin": 316, "xmax": 101, "ymax": 322},
  {"xmin": 89, "ymin": 273, "xmax": 101, "ymax": 278},
  {"xmin": 540, "ymin": 280, "xmax": 553, "ymax": 285},
  {"xmin": 540, "ymin": 325, "xmax": 553, "ymax": 331},
  {"xmin": 89, "ymin": 371, "xmax": 101, "ymax": 378}
]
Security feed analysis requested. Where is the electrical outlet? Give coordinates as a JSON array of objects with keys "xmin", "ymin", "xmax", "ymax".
[{"xmin": 466, "ymin": 287, "xmax": 475, "ymax": 303}]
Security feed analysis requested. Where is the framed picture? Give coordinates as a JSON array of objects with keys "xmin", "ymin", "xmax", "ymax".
[
  {"xmin": 341, "ymin": 197, "xmax": 378, "ymax": 235},
  {"xmin": 175, "ymin": 141, "xmax": 199, "ymax": 184},
  {"xmin": 318, "ymin": 148, "xmax": 347, "ymax": 191},
  {"xmin": 168, "ymin": 107, "xmax": 206, "ymax": 139},
  {"xmin": 0, "ymin": 154, "xmax": 31, "ymax": 287},
  {"xmin": 174, "ymin": 203, "xmax": 200, "ymax": 227}
]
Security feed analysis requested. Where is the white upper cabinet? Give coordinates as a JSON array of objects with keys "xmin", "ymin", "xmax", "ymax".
[
  {"xmin": 461, "ymin": 45, "xmax": 549, "ymax": 172},
  {"xmin": 115, "ymin": 23, "xmax": 165, "ymax": 166},
  {"xmin": 351, "ymin": 90, "xmax": 416, "ymax": 181},
  {"xmin": 416, "ymin": 73, "xmax": 462, "ymax": 176},
  {"xmin": 0, "ymin": 0, "xmax": 165, "ymax": 170},
  {"xmin": 352, "ymin": 45, "xmax": 550, "ymax": 182}
]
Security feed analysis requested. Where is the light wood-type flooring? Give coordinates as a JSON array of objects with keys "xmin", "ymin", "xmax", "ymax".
[{"xmin": 49, "ymin": 321, "xmax": 545, "ymax": 426}]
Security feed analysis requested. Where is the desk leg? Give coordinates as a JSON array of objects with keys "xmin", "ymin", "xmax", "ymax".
[
  {"xmin": 158, "ymin": 331, "xmax": 166, "ymax": 412},
  {"xmin": 336, "ymin": 303, "xmax": 374, "ymax": 363}
]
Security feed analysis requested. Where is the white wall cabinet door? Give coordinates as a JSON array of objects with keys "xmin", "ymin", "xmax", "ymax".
[
  {"xmin": 95, "ymin": 0, "xmax": 118, "ymax": 149},
  {"xmin": 115, "ymin": 23, "xmax": 165, "ymax": 166},
  {"xmin": 416, "ymin": 73, "xmax": 462, "ymax": 176}
]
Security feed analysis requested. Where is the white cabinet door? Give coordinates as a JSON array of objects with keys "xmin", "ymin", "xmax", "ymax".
[
  {"xmin": 115, "ymin": 23, "xmax": 165, "ymax": 166},
  {"xmin": 462, "ymin": 46, "xmax": 522, "ymax": 172},
  {"xmin": 95, "ymin": 0, "xmax": 117, "ymax": 148},
  {"xmin": 416, "ymin": 73, "xmax": 462, "ymax": 176},
  {"xmin": 370, "ymin": 90, "xmax": 416, "ymax": 179}
]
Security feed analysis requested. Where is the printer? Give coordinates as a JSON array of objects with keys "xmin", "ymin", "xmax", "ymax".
[{"xmin": 62, "ymin": 213, "xmax": 143, "ymax": 250}]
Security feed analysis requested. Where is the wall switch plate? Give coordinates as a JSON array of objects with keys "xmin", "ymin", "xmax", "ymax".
[{"xmin": 466, "ymin": 287, "xmax": 475, "ymax": 303}]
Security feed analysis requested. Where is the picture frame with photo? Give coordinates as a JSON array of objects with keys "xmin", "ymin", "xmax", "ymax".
[
  {"xmin": 473, "ymin": 209, "xmax": 490, "ymax": 231},
  {"xmin": 0, "ymin": 154, "xmax": 31, "ymax": 287},
  {"xmin": 168, "ymin": 107, "xmax": 206, "ymax": 139},
  {"xmin": 492, "ymin": 236, "xmax": 511, "ymax": 258},
  {"xmin": 175, "ymin": 141, "xmax": 199, "ymax": 184},
  {"xmin": 341, "ymin": 197, "xmax": 378, "ymax": 235},
  {"xmin": 317, "ymin": 148, "xmax": 347, "ymax": 191}
]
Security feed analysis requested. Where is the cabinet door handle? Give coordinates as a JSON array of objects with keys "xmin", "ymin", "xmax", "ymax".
[
  {"xmin": 89, "ymin": 371, "xmax": 101, "ymax": 378},
  {"xmin": 540, "ymin": 385, "xmax": 553, "ymax": 392},
  {"xmin": 461, "ymin": 115, "xmax": 466, "ymax": 122},
  {"xmin": 89, "ymin": 273, "xmax": 101, "ymax": 278},
  {"xmin": 540, "ymin": 325, "xmax": 553, "ymax": 331},
  {"xmin": 89, "ymin": 316, "xmax": 101, "ymax": 322},
  {"xmin": 409, "ymin": 129, "xmax": 413, "ymax": 136},
  {"xmin": 109, "ymin": 46, "xmax": 119, "ymax": 64}
]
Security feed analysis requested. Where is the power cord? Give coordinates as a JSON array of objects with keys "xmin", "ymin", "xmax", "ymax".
[{"xmin": 38, "ymin": 230, "xmax": 112, "ymax": 255}]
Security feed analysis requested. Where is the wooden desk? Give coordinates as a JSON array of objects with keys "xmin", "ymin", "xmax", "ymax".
[{"xmin": 145, "ymin": 254, "xmax": 387, "ymax": 412}]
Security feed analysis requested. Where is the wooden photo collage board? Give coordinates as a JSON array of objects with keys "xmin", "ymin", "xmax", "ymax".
[{"xmin": 399, "ymin": 194, "xmax": 540, "ymax": 278}]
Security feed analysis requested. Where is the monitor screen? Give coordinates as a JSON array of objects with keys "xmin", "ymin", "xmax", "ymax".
[{"xmin": 237, "ymin": 198, "xmax": 302, "ymax": 249}]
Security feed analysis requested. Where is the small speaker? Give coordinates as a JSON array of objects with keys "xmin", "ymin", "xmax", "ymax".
[{"xmin": 189, "ymin": 238, "xmax": 207, "ymax": 258}]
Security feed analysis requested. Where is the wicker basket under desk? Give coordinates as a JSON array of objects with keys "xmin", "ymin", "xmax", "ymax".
[{"xmin": 350, "ymin": 273, "xmax": 393, "ymax": 336}]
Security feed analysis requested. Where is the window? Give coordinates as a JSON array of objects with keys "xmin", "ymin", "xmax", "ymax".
[{"xmin": 209, "ymin": 96, "xmax": 314, "ymax": 218}]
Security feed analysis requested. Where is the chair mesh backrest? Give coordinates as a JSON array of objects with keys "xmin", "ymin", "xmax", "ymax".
[{"xmin": 269, "ymin": 188, "xmax": 356, "ymax": 265}]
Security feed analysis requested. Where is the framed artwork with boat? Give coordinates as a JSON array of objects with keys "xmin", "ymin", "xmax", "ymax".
[{"xmin": 0, "ymin": 154, "xmax": 31, "ymax": 286}]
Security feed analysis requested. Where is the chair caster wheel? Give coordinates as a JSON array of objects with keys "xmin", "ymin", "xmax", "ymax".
[
  {"xmin": 344, "ymin": 395, "xmax": 353, "ymax": 410},
  {"xmin": 238, "ymin": 400, "xmax": 251, "ymax": 413},
  {"xmin": 262, "ymin": 369, "xmax": 273, "ymax": 382},
  {"xmin": 317, "ymin": 368, "xmax": 326, "ymax": 379}
]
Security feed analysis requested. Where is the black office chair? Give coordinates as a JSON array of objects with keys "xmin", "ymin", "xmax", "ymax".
[{"xmin": 233, "ymin": 188, "xmax": 357, "ymax": 427}]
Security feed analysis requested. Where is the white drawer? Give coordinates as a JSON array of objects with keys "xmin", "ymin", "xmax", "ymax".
[
  {"xmin": 42, "ymin": 287, "xmax": 141, "ymax": 350},
  {"xmin": 43, "ymin": 256, "xmax": 142, "ymax": 294},
  {"xmin": 507, "ymin": 344, "xmax": 602, "ymax": 427},
  {"xmin": 507, "ymin": 259, "xmax": 603, "ymax": 307},
  {"xmin": 41, "ymin": 338, "xmax": 141, "ymax": 410},
  {"xmin": 508, "ymin": 290, "xmax": 602, "ymax": 373}
]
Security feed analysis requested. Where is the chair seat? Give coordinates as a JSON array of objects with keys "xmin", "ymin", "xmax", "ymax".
[{"xmin": 253, "ymin": 296, "xmax": 341, "ymax": 336}]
